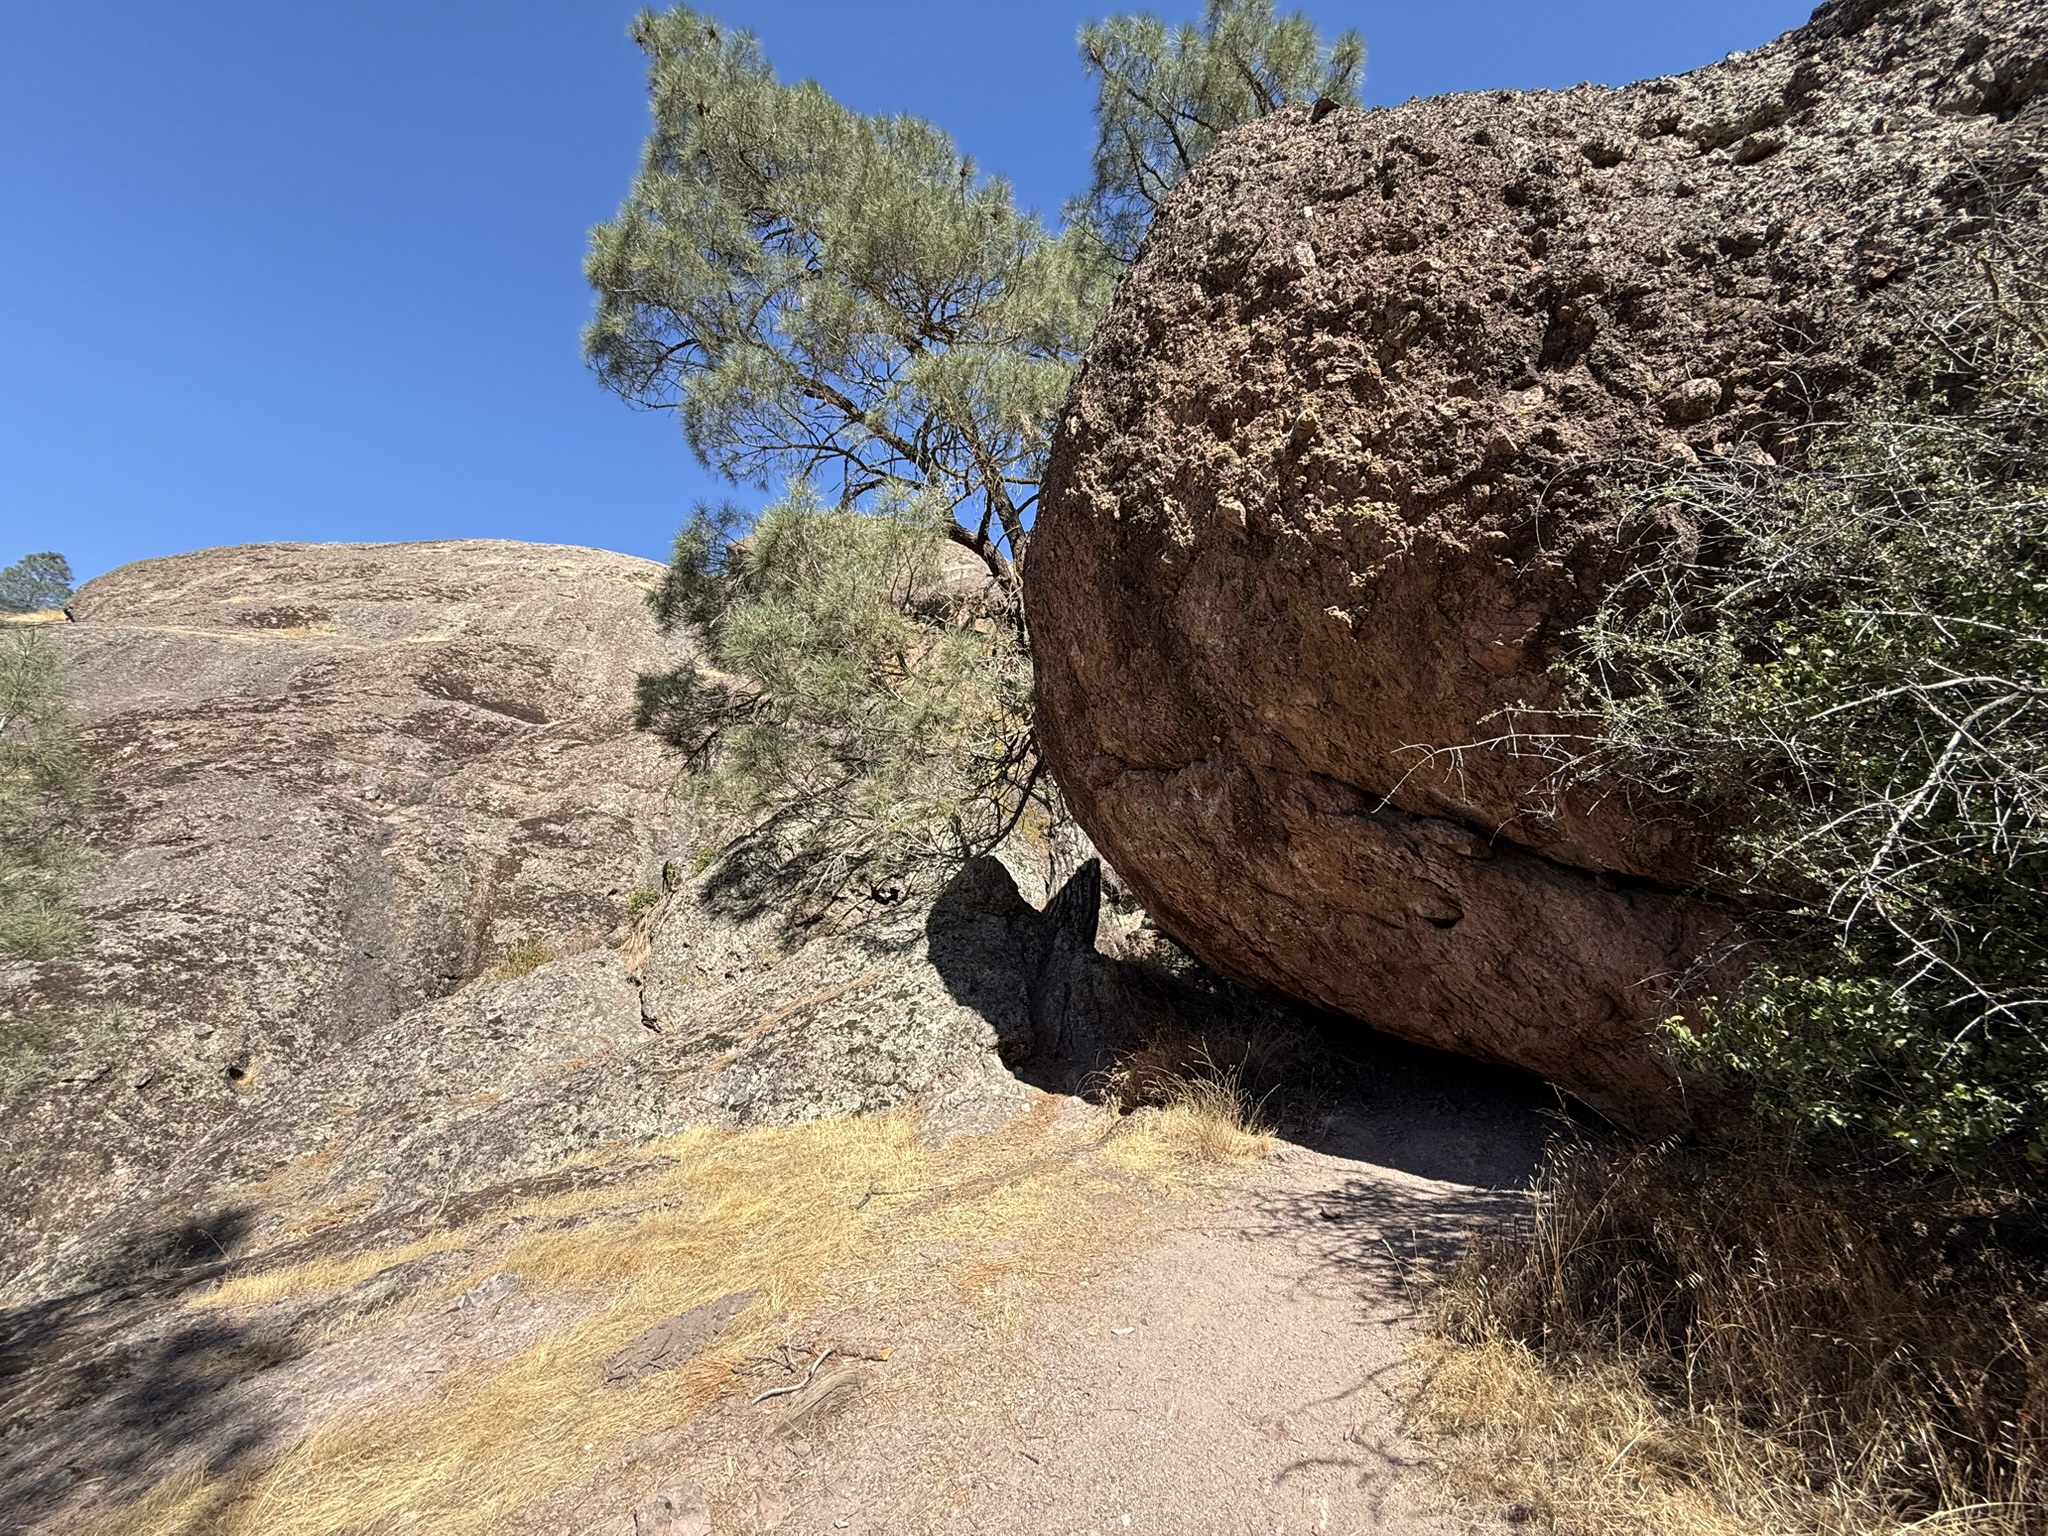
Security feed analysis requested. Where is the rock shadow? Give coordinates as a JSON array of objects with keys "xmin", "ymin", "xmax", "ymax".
[
  {"xmin": 924, "ymin": 854, "xmax": 1569, "ymax": 1191},
  {"xmin": 925, "ymin": 854, "xmax": 1285, "ymax": 1100}
]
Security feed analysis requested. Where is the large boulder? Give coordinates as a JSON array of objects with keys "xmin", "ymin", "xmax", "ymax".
[{"xmin": 1028, "ymin": 0, "xmax": 2048, "ymax": 1130}]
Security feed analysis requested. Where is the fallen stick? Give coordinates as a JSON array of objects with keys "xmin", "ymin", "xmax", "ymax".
[
  {"xmin": 828, "ymin": 1341, "xmax": 892, "ymax": 1362},
  {"xmin": 751, "ymin": 1346, "xmax": 835, "ymax": 1405}
]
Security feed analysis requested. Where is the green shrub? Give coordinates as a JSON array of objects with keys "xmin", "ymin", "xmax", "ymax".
[
  {"xmin": 1557, "ymin": 247, "xmax": 2048, "ymax": 1167},
  {"xmin": 636, "ymin": 495, "xmax": 1037, "ymax": 906}
]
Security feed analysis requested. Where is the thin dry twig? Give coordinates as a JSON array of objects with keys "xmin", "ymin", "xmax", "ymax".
[{"xmin": 751, "ymin": 1346, "xmax": 837, "ymax": 1405}]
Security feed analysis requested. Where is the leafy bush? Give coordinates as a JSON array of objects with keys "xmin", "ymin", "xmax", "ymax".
[
  {"xmin": 0, "ymin": 629, "xmax": 93, "ymax": 959},
  {"xmin": 1558, "ymin": 248, "xmax": 2048, "ymax": 1167}
]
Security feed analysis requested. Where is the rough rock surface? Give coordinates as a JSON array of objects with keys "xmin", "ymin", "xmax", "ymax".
[
  {"xmin": 1, "ymin": 542, "xmax": 699, "ymax": 1274},
  {"xmin": 1029, "ymin": 0, "xmax": 2048, "ymax": 1129},
  {"xmin": 0, "ymin": 541, "xmax": 1255, "ymax": 1306}
]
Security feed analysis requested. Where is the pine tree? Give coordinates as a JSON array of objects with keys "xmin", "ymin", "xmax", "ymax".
[
  {"xmin": 585, "ymin": 11, "xmax": 1103, "ymax": 591},
  {"xmin": 587, "ymin": 3, "xmax": 1362, "ymax": 902},
  {"xmin": 1075, "ymin": 0, "xmax": 1364, "ymax": 264},
  {"xmin": 0, "ymin": 553, "xmax": 74, "ymax": 616}
]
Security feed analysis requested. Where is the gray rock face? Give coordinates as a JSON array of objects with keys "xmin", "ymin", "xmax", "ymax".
[
  {"xmin": 0, "ymin": 542, "xmax": 1143, "ymax": 1304},
  {"xmin": 1028, "ymin": 0, "xmax": 2047, "ymax": 1130},
  {"xmin": 2, "ymin": 541, "xmax": 698, "ymax": 1281}
]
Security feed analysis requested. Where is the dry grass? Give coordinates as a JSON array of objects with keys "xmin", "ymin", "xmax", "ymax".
[
  {"xmin": 1414, "ymin": 1142, "xmax": 2048, "ymax": 1536},
  {"xmin": 1112, "ymin": 1072, "xmax": 1275, "ymax": 1167},
  {"xmin": 78, "ymin": 1097, "xmax": 1218, "ymax": 1536},
  {"xmin": 191, "ymin": 1232, "xmax": 451, "ymax": 1314},
  {"xmin": 1095, "ymin": 1004, "xmax": 1312, "ymax": 1115}
]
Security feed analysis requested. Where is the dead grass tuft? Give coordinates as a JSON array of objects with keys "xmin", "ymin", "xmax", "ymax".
[
  {"xmin": 1114, "ymin": 1071, "xmax": 1275, "ymax": 1167},
  {"xmin": 1096, "ymin": 1009, "xmax": 1310, "ymax": 1115},
  {"xmin": 193, "ymin": 1234, "xmax": 454, "ymax": 1314},
  {"xmin": 1415, "ymin": 1141, "xmax": 2048, "ymax": 1535}
]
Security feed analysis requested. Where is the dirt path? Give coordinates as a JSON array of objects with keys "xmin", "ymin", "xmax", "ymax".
[
  {"xmin": 956, "ymin": 1145, "xmax": 1520, "ymax": 1533},
  {"xmin": 717, "ymin": 1082, "xmax": 1547, "ymax": 1536}
]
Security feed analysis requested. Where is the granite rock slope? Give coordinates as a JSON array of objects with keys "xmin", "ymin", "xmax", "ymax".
[
  {"xmin": 1, "ymin": 541, "xmax": 696, "ymax": 1281},
  {"xmin": 1028, "ymin": 0, "xmax": 2047, "ymax": 1129},
  {"xmin": 0, "ymin": 542, "xmax": 1202, "ymax": 1306}
]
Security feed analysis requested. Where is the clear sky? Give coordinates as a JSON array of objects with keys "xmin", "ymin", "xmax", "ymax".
[{"xmin": 2, "ymin": 1, "xmax": 1817, "ymax": 585}]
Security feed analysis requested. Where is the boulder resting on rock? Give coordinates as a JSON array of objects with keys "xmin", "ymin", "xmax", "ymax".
[{"xmin": 1028, "ymin": 0, "xmax": 2047, "ymax": 1130}]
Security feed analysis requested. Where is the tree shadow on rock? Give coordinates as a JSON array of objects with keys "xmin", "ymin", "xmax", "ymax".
[
  {"xmin": 0, "ymin": 1202, "xmax": 469, "ymax": 1531},
  {"xmin": 0, "ymin": 1206, "xmax": 279, "ymax": 1527}
]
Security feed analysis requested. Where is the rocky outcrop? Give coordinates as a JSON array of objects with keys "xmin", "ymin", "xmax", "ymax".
[
  {"xmin": 0, "ymin": 541, "xmax": 1264, "ymax": 1304},
  {"xmin": 0, "ymin": 544, "xmax": 1015, "ymax": 1294},
  {"xmin": 1028, "ymin": 0, "xmax": 2048, "ymax": 1129},
  {"xmin": 0, "ymin": 542, "xmax": 695, "ymax": 1280}
]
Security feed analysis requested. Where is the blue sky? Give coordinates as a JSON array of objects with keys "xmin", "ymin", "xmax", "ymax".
[{"xmin": 2, "ymin": 1, "xmax": 1816, "ymax": 584}]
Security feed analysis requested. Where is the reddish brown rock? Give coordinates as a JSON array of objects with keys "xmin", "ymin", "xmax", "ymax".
[{"xmin": 1028, "ymin": 0, "xmax": 2047, "ymax": 1129}]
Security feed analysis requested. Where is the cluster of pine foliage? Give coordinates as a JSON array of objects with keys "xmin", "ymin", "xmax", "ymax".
[
  {"xmin": 587, "ymin": 1, "xmax": 1360, "ymax": 904},
  {"xmin": 0, "ymin": 552, "xmax": 73, "ymax": 616}
]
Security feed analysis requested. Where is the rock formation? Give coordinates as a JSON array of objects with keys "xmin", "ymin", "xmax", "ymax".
[
  {"xmin": 1028, "ymin": 0, "xmax": 2047, "ymax": 1129},
  {"xmin": 0, "ymin": 543, "xmax": 1045, "ymax": 1299},
  {"xmin": 0, "ymin": 542, "xmax": 1383, "ymax": 1533},
  {"xmin": 0, "ymin": 541, "xmax": 1279, "ymax": 1310}
]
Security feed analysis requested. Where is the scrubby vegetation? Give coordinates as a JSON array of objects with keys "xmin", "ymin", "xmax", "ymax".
[
  {"xmin": 1424, "ymin": 244, "xmax": 2048, "ymax": 1536},
  {"xmin": 0, "ymin": 628, "xmax": 93, "ymax": 960},
  {"xmin": 634, "ymin": 499, "xmax": 1038, "ymax": 905},
  {"xmin": 1421, "ymin": 1142, "xmax": 2046, "ymax": 1535},
  {"xmin": 1550, "ymin": 244, "xmax": 2048, "ymax": 1170}
]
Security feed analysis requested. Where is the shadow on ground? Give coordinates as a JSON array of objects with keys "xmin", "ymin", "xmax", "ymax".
[
  {"xmin": 925, "ymin": 853, "xmax": 1572, "ymax": 1192},
  {"xmin": 0, "ymin": 1208, "xmax": 280, "ymax": 1529}
]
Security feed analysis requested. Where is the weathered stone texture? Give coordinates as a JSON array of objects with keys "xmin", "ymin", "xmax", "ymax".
[
  {"xmin": 0, "ymin": 541, "xmax": 698, "ymax": 1281},
  {"xmin": 1028, "ymin": 0, "xmax": 2047, "ymax": 1128},
  {"xmin": 0, "ymin": 542, "xmax": 1128, "ymax": 1302}
]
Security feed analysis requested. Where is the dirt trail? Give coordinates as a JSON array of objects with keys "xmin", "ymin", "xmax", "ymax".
[{"xmin": 729, "ymin": 1080, "xmax": 1548, "ymax": 1536}]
